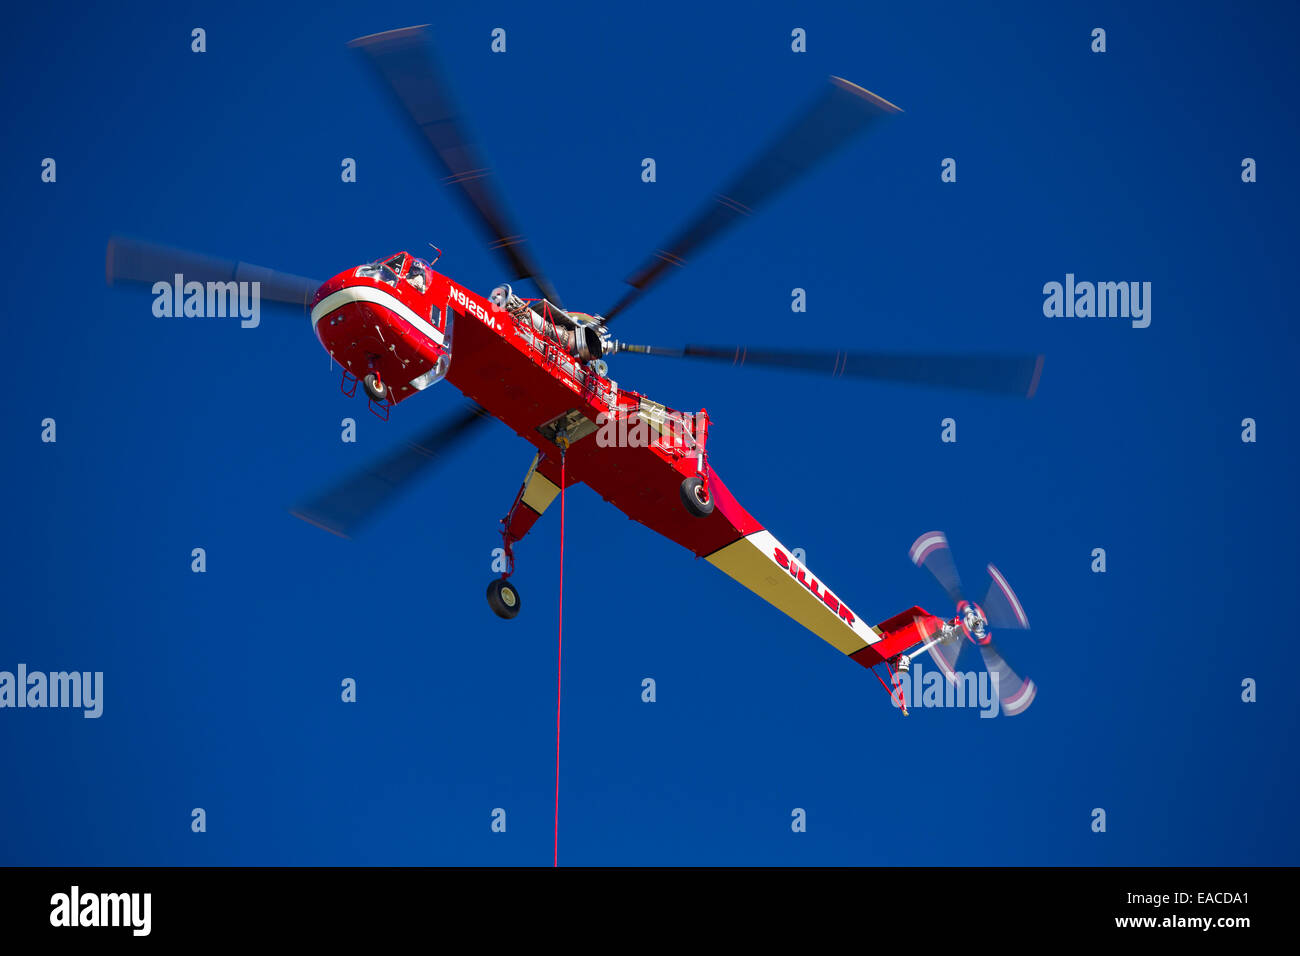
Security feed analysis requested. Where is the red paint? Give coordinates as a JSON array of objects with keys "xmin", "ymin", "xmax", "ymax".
[
  {"xmin": 309, "ymin": 255, "xmax": 917, "ymax": 710},
  {"xmin": 312, "ymin": 255, "xmax": 767, "ymax": 560}
]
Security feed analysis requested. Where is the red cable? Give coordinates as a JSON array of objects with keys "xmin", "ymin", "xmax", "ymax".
[{"xmin": 553, "ymin": 450, "xmax": 565, "ymax": 867}]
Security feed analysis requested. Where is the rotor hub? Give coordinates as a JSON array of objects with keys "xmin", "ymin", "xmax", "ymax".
[{"xmin": 956, "ymin": 600, "xmax": 990, "ymax": 645}]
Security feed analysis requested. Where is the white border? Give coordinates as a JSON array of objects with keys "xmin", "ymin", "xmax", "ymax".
[{"xmin": 310, "ymin": 285, "xmax": 444, "ymax": 346}]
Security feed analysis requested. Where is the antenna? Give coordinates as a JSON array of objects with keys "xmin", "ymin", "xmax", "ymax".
[{"xmin": 427, "ymin": 242, "xmax": 442, "ymax": 266}]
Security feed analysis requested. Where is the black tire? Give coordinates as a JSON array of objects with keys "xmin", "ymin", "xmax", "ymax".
[
  {"xmin": 486, "ymin": 579, "xmax": 522, "ymax": 619},
  {"xmin": 680, "ymin": 476, "xmax": 715, "ymax": 517},
  {"xmin": 362, "ymin": 372, "xmax": 387, "ymax": 402}
]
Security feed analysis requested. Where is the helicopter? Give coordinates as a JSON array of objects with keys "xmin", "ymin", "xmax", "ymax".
[{"xmin": 106, "ymin": 25, "xmax": 1042, "ymax": 712}]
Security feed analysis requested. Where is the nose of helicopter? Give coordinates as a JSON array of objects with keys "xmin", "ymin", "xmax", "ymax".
[
  {"xmin": 308, "ymin": 268, "xmax": 451, "ymax": 409},
  {"xmin": 308, "ymin": 267, "xmax": 357, "ymax": 315}
]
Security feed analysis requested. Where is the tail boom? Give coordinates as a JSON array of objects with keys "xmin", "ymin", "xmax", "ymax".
[{"xmin": 704, "ymin": 529, "xmax": 941, "ymax": 670}]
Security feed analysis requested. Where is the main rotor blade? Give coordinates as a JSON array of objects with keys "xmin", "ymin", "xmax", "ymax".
[
  {"xmin": 350, "ymin": 26, "xmax": 564, "ymax": 307},
  {"xmin": 618, "ymin": 344, "xmax": 1044, "ymax": 398},
  {"xmin": 978, "ymin": 640, "xmax": 1037, "ymax": 716},
  {"xmin": 909, "ymin": 531, "xmax": 965, "ymax": 607},
  {"xmin": 106, "ymin": 237, "xmax": 321, "ymax": 308},
  {"xmin": 291, "ymin": 403, "xmax": 493, "ymax": 538},
  {"xmin": 603, "ymin": 77, "xmax": 900, "ymax": 322},
  {"xmin": 981, "ymin": 563, "xmax": 1031, "ymax": 631}
]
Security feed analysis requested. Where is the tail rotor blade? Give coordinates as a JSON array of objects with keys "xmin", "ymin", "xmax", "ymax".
[
  {"xmin": 978, "ymin": 640, "xmax": 1037, "ymax": 716},
  {"xmin": 291, "ymin": 403, "xmax": 492, "ymax": 538},
  {"xmin": 982, "ymin": 563, "xmax": 1031, "ymax": 630},
  {"xmin": 106, "ymin": 237, "xmax": 321, "ymax": 309},
  {"xmin": 909, "ymin": 531, "xmax": 965, "ymax": 606}
]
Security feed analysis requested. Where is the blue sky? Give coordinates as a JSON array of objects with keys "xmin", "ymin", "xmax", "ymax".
[{"xmin": 1, "ymin": 0, "xmax": 1296, "ymax": 865}]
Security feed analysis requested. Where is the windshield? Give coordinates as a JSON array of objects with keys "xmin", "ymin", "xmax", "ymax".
[{"xmin": 355, "ymin": 261, "xmax": 400, "ymax": 287}]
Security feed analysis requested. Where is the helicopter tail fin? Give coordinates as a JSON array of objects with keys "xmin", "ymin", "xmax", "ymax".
[{"xmin": 851, "ymin": 606, "xmax": 947, "ymax": 670}]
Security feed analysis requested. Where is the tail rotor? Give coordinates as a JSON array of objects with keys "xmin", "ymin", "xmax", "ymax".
[{"xmin": 908, "ymin": 532, "xmax": 1037, "ymax": 716}]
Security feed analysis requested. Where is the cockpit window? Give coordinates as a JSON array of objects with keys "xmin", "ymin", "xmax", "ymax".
[
  {"xmin": 406, "ymin": 258, "xmax": 431, "ymax": 294},
  {"xmin": 355, "ymin": 261, "xmax": 400, "ymax": 287}
]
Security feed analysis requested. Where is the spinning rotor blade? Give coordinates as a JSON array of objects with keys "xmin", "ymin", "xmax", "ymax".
[
  {"xmin": 350, "ymin": 26, "xmax": 564, "ymax": 307},
  {"xmin": 291, "ymin": 403, "xmax": 492, "ymax": 538},
  {"xmin": 603, "ymin": 77, "xmax": 901, "ymax": 323},
  {"xmin": 615, "ymin": 345, "xmax": 1044, "ymax": 398},
  {"xmin": 105, "ymin": 237, "xmax": 321, "ymax": 309},
  {"xmin": 978, "ymin": 640, "xmax": 1037, "ymax": 716},
  {"xmin": 981, "ymin": 563, "xmax": 1031, "ymax": 631},
  {"xmin": 909, "ymin": 531, "xmax": 965, "ymax": 607}
]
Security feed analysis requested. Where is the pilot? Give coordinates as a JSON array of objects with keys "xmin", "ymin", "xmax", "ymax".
[{"xmin": 407, "ymin": 259, "xmax": 429, "ymax": 293}]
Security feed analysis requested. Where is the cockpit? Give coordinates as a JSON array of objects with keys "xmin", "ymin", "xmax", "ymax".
[
  {"xmin": 407, "ymin": 257, "xmax": 430, "ymax": 293},
  {"xmin": 354, "ymin": 253, "xmax": 432, "ymax": 294}
]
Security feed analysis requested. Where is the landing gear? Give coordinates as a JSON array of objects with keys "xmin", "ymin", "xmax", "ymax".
[
  {"xmin": 680, "ymin": 475, "xmax": 715, "ymax": 517},
  {"xmin": 486, "ymin": 579, "xmax": 522, "ymax": 619},
  {"xmin": 362, "ymin": 372, "xmax": 387, "ymax": 403}
]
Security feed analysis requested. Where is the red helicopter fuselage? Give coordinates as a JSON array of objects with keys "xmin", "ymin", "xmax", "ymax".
[{"xmin": 309, "ymin": 250, "xmax": 938, "ymax": 675}]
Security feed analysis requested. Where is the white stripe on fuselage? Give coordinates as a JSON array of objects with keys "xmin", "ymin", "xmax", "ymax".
[{"xmin": 310, "ymin": 285, "xmax": 444, "ymax": 346}]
